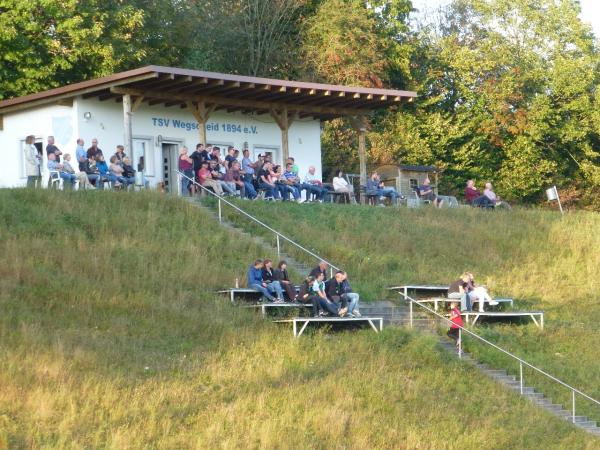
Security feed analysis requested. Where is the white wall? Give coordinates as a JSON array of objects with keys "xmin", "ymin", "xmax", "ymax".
[
  {"xmin": 0, "ymin": 96, "xmax": 323, "ymax": 188},
  {"xmin": 0, "ymin": 104, "xmax": 78, "ymax": 187}
]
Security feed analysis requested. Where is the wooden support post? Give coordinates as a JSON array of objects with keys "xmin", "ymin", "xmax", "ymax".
[
  {"xmin": 187, "ymin": 100, "xmax": 216, "ymax": 146},
  {"xmin": 270, "ymin": 107, "xmax": 294, "ymax": 163},
  {"xmin": 349, "ymin": 116, "xmax": 369, "ymax": 188},
  {"xmin": 0, "ymin": 114, "xmax": 3, "ymax": 131},
  {"xmin": 122, "ymin": 94, "xmax": 133, "ymax": 158}
]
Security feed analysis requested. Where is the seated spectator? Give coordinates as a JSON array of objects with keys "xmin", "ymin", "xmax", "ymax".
[
  {"xmin": 326, "ymin": 271, "xmax": 349, "ymax": 317},
  {"xmin": 62, "ymin": 153, "xmax": 95, "ymax": 189},
  {"xmin": 82, "ymin": 155, "xmax": 103, "ymax": 188},
  {"xmin": 448, "ymin": 272, "xmax": 473, "ymax": 312},
  {"xmin": 332, "ymin": 169, "xmax": 357, "ymax": 203},
  {"xmin": 258, "ymin": 162, "xmax": 278, "ymax": 200},
  {"xmin": 302, "ymin": 166, "xmax": 328, "ymax": 202},
  {"xmin": 209, "ymin": 160, "xmax": 236, "ymax": 195},
  {"xmin": 282, "ymin": 163, "xmax": 303, "ymax": 203},
  {"xmin": 297, "ymin": 275, "xmax": 321, "ymax": 318},
  {"xmin": 312, "ymin": 272, "xmax": 337, "ymax": 316},
  {"xmin": 224, "ymin": 161, "xmax": 257, "ymax": 199},
  {"xmin": 483, "ymin": 182, "xmax": 511, "ymax": 209},
  {"xmin": 122, "ymin": 158, "xmax": 137, "ymax": 186},
  {"xmin": 340, "ymin": 271, "xmax": 361, "ymax": 317},
  {"xmin": 366, "ymin": 172, "xmax": 400, "ymax": 206},
  {"xmin": 179, "ymin": 146, "xmax": 195, "ymax": 196},
  {"xmin": 466, "ymin": 272, "xmax": 498, "ymax": 312},
  {"xmin": 247, "ymin": 259, "xmax": 283, "ymax": 303},
  {"xmin": 197, "ymin": 161, "xmax": 223, "ymax": 195},
  {"xmin": 417, "ymin": 178, "xmax": 442, "ymax": 207},
  {"xmin": 286, "ymin": 157, "xmax": 299, "ymax": 175},
  {"xmin": 113, "ymin": 145, "xmax": 126, "ymax": 166},
  {"xmin": 96, "ymin": 154, "xmax": 114, "ymax": 187},
  {"xmin": 309, "ymin": 261, "xmax": 329, "ymax": 280},
  {"xmin": 47, "ymin": 153, "xmax": 76, "ymax": 188},
  {"xmin": 274, "ymin": 260, "xmax": 297, "ymax": 301},
  {"xmin": 261, "ymin": 259, "xmax": 285, "ymax": 301},
  {"xmin": 109, "ymin": 155, "xmax": 128, "ymax": 188},
  {"xmin": 208, "ymin": 146, "xmax": 222, "ymax": 162},
  {"xmin": 464, "ymin": 180, "xmax": 481, "ymax": 205}
]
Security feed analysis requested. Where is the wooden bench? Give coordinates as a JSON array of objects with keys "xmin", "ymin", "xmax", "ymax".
[
  {"xmin": 461, "ymin": 311, "xmax": 544, "ymax": 329},
  {"xmin": 275, "ymin": 317, "xmax": 384, "ymax": 337},
  {"xmin": 243, "ymin": 302, "xmax": 313, "ymax": 317}
]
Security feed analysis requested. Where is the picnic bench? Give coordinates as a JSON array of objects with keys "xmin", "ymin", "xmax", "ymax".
[
  {"xmin": 461, "ymin": 311, "xmax": 544, "ymax": 329},
  {"xmin": 275, "ymin": 317, "xmax": 384, "ymax": 337}
]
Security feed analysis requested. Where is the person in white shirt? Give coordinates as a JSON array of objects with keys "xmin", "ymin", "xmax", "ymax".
[
  {"xmin": 23, "ymin": 135, "xmax": 41, "ymax": 187},
  {"xmin": 302, "ymin": 166, "xmax": 328, "ymax": 202},
  {"xmin": 62, "ymin": 153, "xmax": 95, "ymax": 189},
  {"xmin": 483, "ymin": 182, "xmax": 510, "ymax": 209},
  {"xmin": 332, "ymin": 169, "xmax": 356, "ymax": 203}
]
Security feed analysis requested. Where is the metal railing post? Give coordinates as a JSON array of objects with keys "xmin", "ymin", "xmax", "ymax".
[
  {"xmin": 573, "ymin": 390, "xmax": 576, "ymax": 423},
  {"xmin": 409, "ymin": 299, "xmax": 413, "ymax": 329},
  {"xmin": 218, "ymin": 198, "xmax": 222, "ymax": 223},
  {"xmin": 458, "ymin": 328, "xmax": 462, "ymax": 359},
  {"xmin": 276, "ymin": 234, "xmax": 280, "ymax": 257},
  {"xmin": 520, "ymin": 362, "xmax": 523, "ymax": 395}
]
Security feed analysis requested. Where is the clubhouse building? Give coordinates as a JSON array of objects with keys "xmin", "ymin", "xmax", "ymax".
[{"xmin": 0, "ymin": 66, "xmax": 416, "ymax": 191}]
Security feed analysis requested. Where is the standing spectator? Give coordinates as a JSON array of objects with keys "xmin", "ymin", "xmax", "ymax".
[
  {"xmin": 417, "ymin": 178, "xmax": 442, "ymax": 207},
  {"xmin": 303, "ymin": 165, "xmax": 328, "ymax": 202},
  {"xmin": 75, "ymin": 138, "xmax": 87, "ymax": 171},
  {"xmin": 332, "ymin": 169, "xmax": 357, "ymax": 203},
  {"xmin": 208, "ymin": 146, "xmax": 221, "ymax": 162},
  {"xmin": 47, "ymin": 153, "xmax": 76, "ymax": 188},
  {"xmin": 179, "ymin": 146, "xmax": 194, "ymax": 196},
  {"xmin": 224, "ymin": 146, "xmax": 237, "ymax": 169},
  {"xmin": 23, "ymin": 135, "xmax": 41, "ymax": 187},
  {"xmin": 448, "ymin": 273, "xmax": 473, "ymax": 312},
  {"xmin": 87, "ymin": 138, "xmax": 102, "ymax": 159},
  {"xmin": 190, "ymin": 144, "xmax": 208, "ymax": 175},
  {"xmin": 247, "ymin": 259, "xmax": 281, "ymax": 303},
  {"xmin": 447, "ymin": 301, "xmax": 463, "ymax": 348},
  {"xmin": 241, "ymin": 149, "xmax": 257, "ymax": 183},
  {"xmin": 62, "ymin": 154, "xmax": 95, "ymax": 189},
  {"xmin": 258, "ymin": 162, "xmax": 278, "ymax": 200},
  {"xmin": 309, "ymin": 261, "xmax": 329, "ymax": 280},
  {"xmin": 274, "ymin": 260, "xmax": 297, "ymax": 301},
  {"xmin": 465, "ymin": 180, "xmax": 481, "ymax": 204},
  {"xmin": 46, "ymin": 136, "xmax": 62, "ymax": 163},
  {"xmin": 297, "ymin": 276, "xmax": 321, "ymax": 317},
  {"xmin": 197, "ymin": 161, "xmax": 223, "ymax": 195},
  {"xmin": 113, "ymin": 145, "xmax": 126, "ymax": 166}
]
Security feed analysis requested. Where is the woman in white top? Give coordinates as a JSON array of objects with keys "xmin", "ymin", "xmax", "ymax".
[
  {"xmin": 23, "ymin": 135, "xmax": 41, "ymax": 187},
  {"xmin": 332, "ymin": 169, "xmax": 356, "ymax": 203}
]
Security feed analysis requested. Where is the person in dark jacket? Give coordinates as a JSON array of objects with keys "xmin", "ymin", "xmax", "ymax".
[
  {"xmin": 260, "ymin": 259, "xmax": 284, "ymax": 301},
  {"xmin": 297, "ymin": 276, "xmax": 320, "ymax": 317},
  {"xmin": 274, "ymin": 260, "xmax": 296, "ymax": 301},
  {"xmin": 309, "ymin": 261, "xmax": 329, "ymax": 280},
  {"xmin": 325, "ymin": 271, "xmax": 349, "ymax": 317}
]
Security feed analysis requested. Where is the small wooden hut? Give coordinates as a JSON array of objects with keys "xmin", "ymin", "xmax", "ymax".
[{"xmin": 374, "ymin": 164, "xmax": 441, "ymax": 197}]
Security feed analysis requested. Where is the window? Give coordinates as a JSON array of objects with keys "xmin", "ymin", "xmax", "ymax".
[
  {"xmin": 133, "ymin": 139, "xmax": 154, "ymax": 176},
  {"xmin": 409, "ymin": 178, "xmax": 418, "ymax": 189},
  {"xmin": 253, "ymin": 146, "xmax": 280, "ymax": 166}
]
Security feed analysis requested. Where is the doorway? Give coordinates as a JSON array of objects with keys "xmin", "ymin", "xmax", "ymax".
[
  {"xmin": 253, "ymin": 146, "xmax": 281, "ymax": 166},
  {"xmin": 161, "ymin": 143, "xmax": 179, "ymax": 194}
]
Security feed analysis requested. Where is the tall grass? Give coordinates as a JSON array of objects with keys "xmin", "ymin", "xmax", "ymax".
[
  {"xmin": 0, "ymin": 190, "xmax": 596, "ymax": 448},
  {"xmin": 218, "ymin": 200, "xmax": 600, "ymax": 422}
]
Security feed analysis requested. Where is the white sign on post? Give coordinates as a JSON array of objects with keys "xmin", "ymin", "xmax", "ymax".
[{"xmin": 545, "ymin": 185, "xmax": 563, "ymax": 214}]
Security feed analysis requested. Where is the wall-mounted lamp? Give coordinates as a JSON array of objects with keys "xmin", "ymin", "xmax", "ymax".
[
  {"xmin": 156, "ymin": 135, "xmax": 163, "ymax": 147},
  {"xmin": 243, "ymin": 141, "xmax": 249, "ymax": 151},
  {"xmin": 83, "ymin": 111, "xmax": 92, "ymax": 122}
]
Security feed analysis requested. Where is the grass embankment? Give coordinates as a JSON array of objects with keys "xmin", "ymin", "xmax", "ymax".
[
  {"xmin": 219, "ymin": 200, "xmax": 600, "ymax": 422},
  {"xmin": 0, "ymin": 190, "xmax": 595, "ymax": 448}
]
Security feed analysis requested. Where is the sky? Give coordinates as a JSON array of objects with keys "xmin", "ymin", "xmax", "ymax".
[{"xmin": 411, "ymin": 0, "xmax": 600, "ymax": 38}]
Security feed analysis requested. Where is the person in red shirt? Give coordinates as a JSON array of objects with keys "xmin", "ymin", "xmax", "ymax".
[
  {"xmin": 465, "ymin": 179, "xmax": 481, "ymax": 204},
  {"xmin": 197, "ymin": 161, "xmax": 223, "ymax": 195},
  {"xmin": 447, "ymin": 301, "xmax": 464, "ymax": 347}
]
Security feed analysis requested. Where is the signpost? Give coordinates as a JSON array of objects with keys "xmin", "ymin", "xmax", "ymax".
[{"xmin": 545, "ymin": 186, "xmax": 563, "ymax": 215}]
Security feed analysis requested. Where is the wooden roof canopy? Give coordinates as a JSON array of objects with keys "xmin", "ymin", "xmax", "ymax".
[{"xmin": 0, "ymin": 65, "xmax": 417, "ymax": 120}]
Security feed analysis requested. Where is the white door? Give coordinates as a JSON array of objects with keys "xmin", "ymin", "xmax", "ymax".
[
  {"xmin": 161, "ymin": 143, "xmax": 179, "ymax": 194},
  {"xmin": 253, "ymin": 146, "xmax": 281, "ymax": 166}
]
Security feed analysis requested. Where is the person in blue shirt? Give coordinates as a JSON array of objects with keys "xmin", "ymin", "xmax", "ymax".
[
  {"xmin": 282, "ymin": 163, "xmax": 303, "ymax": 202},
  {"xmin": 75, "ymin": 138, "xmax": 88, "ymax": 171},
  {"xmin": 366, "ymin": 172, "xmax": 401, "ymax": 207},
  {"xmin": 247, "ymin": 259, "xmax": 284, "ymax": 303},
  {"xmin": 47, "ymin": 153, "xmax": 76, "ymax": 188}
]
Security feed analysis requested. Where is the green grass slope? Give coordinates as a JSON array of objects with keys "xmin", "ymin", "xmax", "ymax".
[
  {"xmin": 221, "ymin": 200, "xmax": 600, "ymax": 424},
  {"xmin": 0, "ymin": 190, "xmax": 597, "ymax": 449}
]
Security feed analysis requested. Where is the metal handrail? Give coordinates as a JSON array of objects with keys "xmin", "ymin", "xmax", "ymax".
[
  {"xmin": 177, "ymin": 170, "xmax": 341, "ymax": 274},
  {"xmin": 400, "ymin": 292, "xmax": 600, "ymax": 422}
]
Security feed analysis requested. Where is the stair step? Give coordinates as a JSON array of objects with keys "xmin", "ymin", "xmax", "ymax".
[{"xmin": 576, "ymin": 421, "xmax": 597, "ymax": 428}]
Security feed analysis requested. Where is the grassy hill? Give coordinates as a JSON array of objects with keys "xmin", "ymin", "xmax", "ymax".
[
  {"xmin": 218, "ymin": 199, "xmax": 600, "ymax": 425},
  {"xmin": 0, "ymin": 190, "xmax": 597, "ymax": 448}
]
